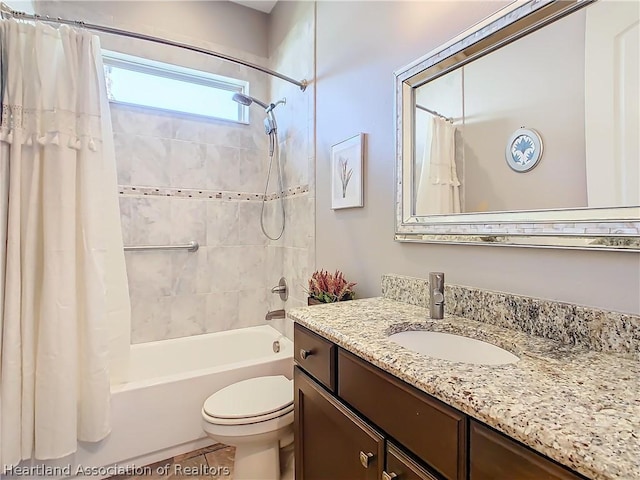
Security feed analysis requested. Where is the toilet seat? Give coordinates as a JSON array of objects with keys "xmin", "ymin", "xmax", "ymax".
[
  {"xmin": 202, "ymin": 376, "xmax": 293, "ymax": 426},
  {"xmin": 202, "ymin": 404, "xmax": 293, "ymax": 425}
]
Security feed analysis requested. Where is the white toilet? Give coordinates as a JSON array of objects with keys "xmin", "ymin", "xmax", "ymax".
[{"xmin": 201, "ymin": 375, "xmax": 294, "ymax": 480}]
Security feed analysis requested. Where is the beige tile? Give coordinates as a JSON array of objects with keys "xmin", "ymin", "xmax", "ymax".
[
  {"xmin": 106, "ymin": 444, "xmax": 235, "ymax": 480},
  {"xmin": 173, "ymin": 443, "xmax": 221, "ymax": 463},
  {"xmin": 127, "ymin": 472, "xmax": 169, "ymax": 480},
  {"xmin": 133, "ymin": 458, "xmax": 174, "ymax": 480},
  {"xmin": 117, "ymin": 475, "xmax": 166, "ymax": 480},
  {"xmin": 106, "ymin": 457, "xmax": 173, "ymax": 480},
  {"xmin": 205, "ymin": 445, "xmax": 235, "ymax": 479},
  {"xmin": 168, "ymin": 454, "xmax": 210, "ymax": 479}
]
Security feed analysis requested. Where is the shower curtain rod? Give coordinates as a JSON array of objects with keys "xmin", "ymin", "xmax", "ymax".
[
  {"xmin": 416, "ymin": 104, "xmax": 453, "ymax": 123},
  {"xmin": 0, "ymin": 3, "xmax": 308, "ymax": 91}
]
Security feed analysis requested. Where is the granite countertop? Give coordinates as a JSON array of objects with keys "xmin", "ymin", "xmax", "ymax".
[{"xmin": 288, "ymin": 297, "xmax": 640, "ymax": 480}]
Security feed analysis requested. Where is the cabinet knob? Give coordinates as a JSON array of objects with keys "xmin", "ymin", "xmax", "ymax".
[
  {"xmin": 382, "ymin": 472, "xmax": 398, "ymax": 480},
  {"xmin": 359, "ymin": 451, "xmax": 374, "ymax": 468},
  {"xmin": 300, "ymin": 349, "xmax": 312, "ymax": 359}
]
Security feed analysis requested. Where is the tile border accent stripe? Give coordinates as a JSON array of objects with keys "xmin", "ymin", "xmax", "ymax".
[
  {"xmin": 118, "ymin": 184, "xmax": 309, "ymax": 201},
  {"xmin": 381, "ymin": 273, "xmax": 640, "ymax": 359}
]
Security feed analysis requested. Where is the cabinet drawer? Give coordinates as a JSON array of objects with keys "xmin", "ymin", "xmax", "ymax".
[
  {"xmin": 338, "ymin": 349, "xmax": 467, "ymax": 480},
  {"xmin": 295, "ymin": 366, "xmax": 384, "ymax": 480},
  {"xmin": 385, "ymin": 443, "xmax": 439, "ymax": 480},
  {"xmin": 294, "ymin": 323, "xmax": 336, "ymax": 391},
  {"xmin": 470, "ymin": 420, "xmax": 585, "ymax": 480}
]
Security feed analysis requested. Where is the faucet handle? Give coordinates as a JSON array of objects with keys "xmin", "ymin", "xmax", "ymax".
[
  {"xmin": 270, "ymin": 277, "xmax": 288, "ymax": 301},
  {"xmin": 432, "ymin": 291, "xmax": 444, "ymax": 305}
]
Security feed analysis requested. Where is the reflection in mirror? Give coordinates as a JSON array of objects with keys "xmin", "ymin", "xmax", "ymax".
[
  {"xmin": 413, "ymin": 116, "xmax": 461, "ymax": 215},
  {"xmin": 413, "ymin": 0, "xmax": 638, "ymax": 216},
  {"xmin": 395, "ymin": 0, "xmax": 640, "ymax": 250}
]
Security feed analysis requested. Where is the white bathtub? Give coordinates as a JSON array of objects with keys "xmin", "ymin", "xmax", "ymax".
[{"xmin": 50, "ymin": 325, "xmax": 292, "ymax": 477}]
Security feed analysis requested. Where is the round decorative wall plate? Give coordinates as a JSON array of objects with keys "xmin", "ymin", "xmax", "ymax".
[{"xmin": 505, "ymin": 128, "xmax": 543, "ymax": 172}]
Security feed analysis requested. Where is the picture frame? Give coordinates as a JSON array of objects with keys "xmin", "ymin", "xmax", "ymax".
[
  {"xmin": 331, "ymin": 133, "xmax": 365, "ymax": 209},
  {"xmin": 505, "ymin": 127, "xmax": 544, "ymax": 173}
]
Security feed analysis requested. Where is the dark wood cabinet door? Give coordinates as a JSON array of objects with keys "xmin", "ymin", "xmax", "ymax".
[
  {"xmin": 385, "ymin": 443, "xmax": 440, "ymax": 480},
  {"xmin": 338, "ymin": 348, "xmax": 467, "ymax": 480},
  {"xmin": 470, "ymin": 421, "xmax": 585, "ymax": 480},
  {"xmin": 294, "ymin": 366, "xmax": 384, "ymax": 480}
]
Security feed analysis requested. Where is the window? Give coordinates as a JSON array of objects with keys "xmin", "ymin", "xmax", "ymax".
[{"xmin": 102, "ymin": 50, "xmax": 249, "ymax": 123}]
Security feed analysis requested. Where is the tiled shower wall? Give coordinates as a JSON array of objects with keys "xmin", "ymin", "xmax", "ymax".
[
  {"xmin": 101, "ymin": 17, "xmax": 285, "ymax": 343},
  {"xmin": 110, "ymin": 5, "xmax": 316, "ymax": 343},
  {"xmin": 34, "ymin": 1, "xmax": 315, "ymax": 343},
  {"xmin": 92, "ymin": 12, "xmax": 280, "ymax": 343},
  {"xmin": 114, "ymin": 101, "xmax": 274, "ymax": 343},
  {"xmin": 265, "ymin": 1, "xmax": 316, "ymax": 339}
]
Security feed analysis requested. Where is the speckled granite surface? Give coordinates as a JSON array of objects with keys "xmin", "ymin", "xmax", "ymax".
[
  {"xmin": 288, "ymin": 298, "xmax": 640, "ymax": 480},
  {"xmin": 382, "ymin": 274, "xmax": 640, "ymax": 359}
]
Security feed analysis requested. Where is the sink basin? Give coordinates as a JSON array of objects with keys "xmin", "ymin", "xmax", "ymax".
[{"xmin": 388, "ymin": 331, "xmax": 520, "ymax": 365}]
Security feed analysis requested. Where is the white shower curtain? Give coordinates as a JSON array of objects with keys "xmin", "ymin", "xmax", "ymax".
[
  {"xmin": 0, "ymin": 19, "xmax": 131, "ymax": 467},
  {"xmin": 415, "ymin": 116, "xmax": 461, "ymax": 215}
]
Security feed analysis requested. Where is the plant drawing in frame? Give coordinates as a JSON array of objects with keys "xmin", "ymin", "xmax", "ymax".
[{"xmin": 331, "ymin": 133, "xmax": 364, "ymax": 209}]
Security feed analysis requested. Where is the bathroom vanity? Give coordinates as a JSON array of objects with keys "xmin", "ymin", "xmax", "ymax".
[
  {"xmin": 294, "ymin": 323, "xmax": 583, "ymax": 480},
  {"xmin": 288, "ymin": 282, "xmax": 639, "ymax": 480}
]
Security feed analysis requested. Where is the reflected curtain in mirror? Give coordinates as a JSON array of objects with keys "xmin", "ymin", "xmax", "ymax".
[{"xmin": 415, "ymin": 116, "xmax": 461, "ymax": 215}]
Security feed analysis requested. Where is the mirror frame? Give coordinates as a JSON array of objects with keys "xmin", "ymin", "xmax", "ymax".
[{"xmin": 394, "ymin": 0, "xmax": 640, "ymax": 251}]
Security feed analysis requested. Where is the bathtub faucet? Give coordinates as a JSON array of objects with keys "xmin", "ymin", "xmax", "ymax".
[{"xmin": 265, "ymin": 309, "xmax": 286, "ymax": 321}]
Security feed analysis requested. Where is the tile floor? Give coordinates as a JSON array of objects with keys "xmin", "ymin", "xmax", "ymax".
[
  {"xmin": 109, "ymin": 442, "xmax": 294, "ymax": 480},
  {"xmin": 109, "ymin": 444, "xmax": 234, "ymax": 479}
]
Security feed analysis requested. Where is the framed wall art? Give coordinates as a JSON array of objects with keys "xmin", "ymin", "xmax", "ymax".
[
  {"xmin": 505, "ymin": 127, "xmax": 544, "ymax": 172},
  {"xmin": 331, "ymin": 133, "xmax": 364, "ymax": 209}
]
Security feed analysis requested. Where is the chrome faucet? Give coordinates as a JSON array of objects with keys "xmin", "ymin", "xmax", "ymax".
[
  {"xmin": 429, "ymin": 272, "xmax": 445, "ymax": 319},
  {"xmin": 265, "ymin": 309, "xmax": 286, "ymax": 321}
]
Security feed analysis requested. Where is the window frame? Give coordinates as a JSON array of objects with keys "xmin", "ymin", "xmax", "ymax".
[{"xmin": 102, "ymin": 50, "xmax": 250, "ymax": 124}]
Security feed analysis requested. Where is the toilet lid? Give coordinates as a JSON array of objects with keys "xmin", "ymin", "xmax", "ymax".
[{"xmin": 203, "ymin": 375, "xmax": 293, "ymax": 420}]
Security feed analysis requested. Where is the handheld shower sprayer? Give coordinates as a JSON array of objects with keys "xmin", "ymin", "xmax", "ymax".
[
  {"xmin": 230, "ymin": 92, "xmax": 287, "ymax": 241},
  {"xmin": 264, "ymin": 99, "xmax": 286, "ymax": 138}
]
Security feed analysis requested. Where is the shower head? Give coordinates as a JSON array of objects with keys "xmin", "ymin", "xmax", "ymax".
[
  {"xmin": 232, "ymin": 92, "xmax": 269, "ymax": 110},
  {"xmin": 233, "ymin": 92, "xmax": 286, "ymax": 154}
]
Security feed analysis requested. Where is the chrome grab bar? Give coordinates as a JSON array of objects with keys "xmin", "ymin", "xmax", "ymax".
[{"xmin": 124, "ymin": 241, "xmax": 199, "ymax": 252}]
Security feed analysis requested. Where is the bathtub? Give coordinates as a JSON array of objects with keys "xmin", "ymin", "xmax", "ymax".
[{"xmin": 53, "ymin": 325, "xmax": 292, "ymax": 477}]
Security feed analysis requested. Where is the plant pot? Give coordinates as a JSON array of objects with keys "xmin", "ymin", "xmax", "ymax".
[{"xmin": 307, "ymin": 297, "xmax": 354, "ymax": 305}]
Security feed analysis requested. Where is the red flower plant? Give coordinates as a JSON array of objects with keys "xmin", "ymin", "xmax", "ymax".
[{"xmin": 307, "ymin": 270, "xmax": 356, "ymax": 303}]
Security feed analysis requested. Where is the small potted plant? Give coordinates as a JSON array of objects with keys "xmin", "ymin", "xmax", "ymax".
[{"xmin": 307, "ymin": 270, "xmax": 357, "ymax": 305}]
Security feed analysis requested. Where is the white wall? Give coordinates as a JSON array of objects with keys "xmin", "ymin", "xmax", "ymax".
[
  {"xmin": 35, "ymin": 1, "xmax": 268, "ymax": 58},
  {"xmin": 316, "ymin": 1, "xmax": 640, "ymax": 315}
]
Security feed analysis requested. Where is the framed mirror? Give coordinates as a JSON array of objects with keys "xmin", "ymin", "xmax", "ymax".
[{"xmin": 395, "ymin": 0, "xmax": 639, "ymax": 251}]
